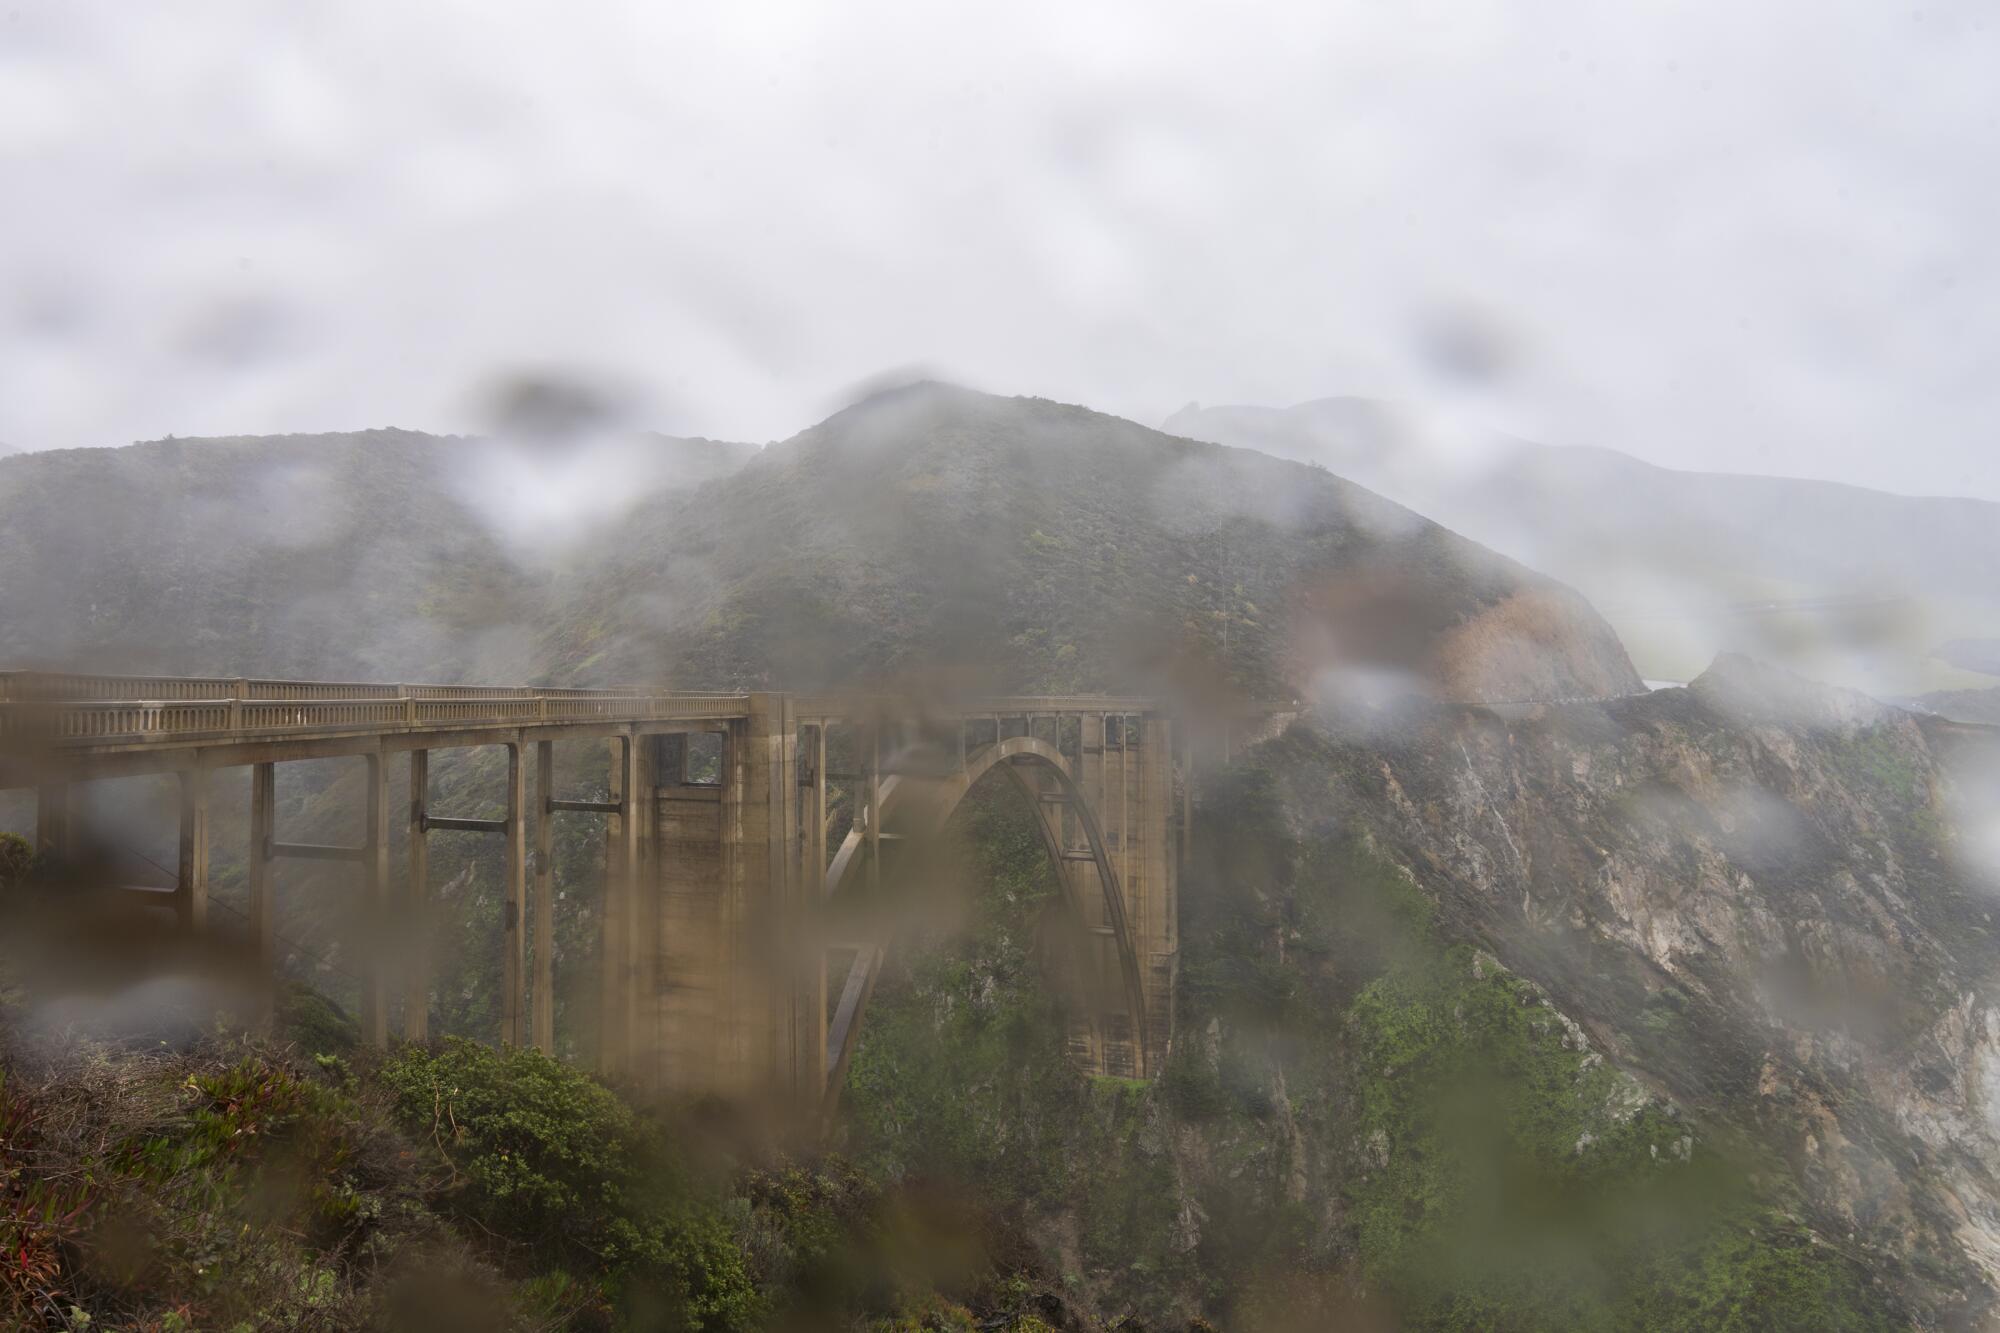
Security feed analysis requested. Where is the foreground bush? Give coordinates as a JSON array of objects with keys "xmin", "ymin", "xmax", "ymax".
[
  {"xmin": 380, "ymin": 1038, "xmax": 759, "ymax": 1330},
  {"xmin": 0, "ymin": 1034, "xmax": 508, "ymax": 1331}
]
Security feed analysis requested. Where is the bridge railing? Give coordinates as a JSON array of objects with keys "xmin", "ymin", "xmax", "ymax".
[
  {"xmin": 1, "ymin": 672, "xmax": 246, "ymax": 702},
  {"xmin": 789, "ymin": 693, "xmax": 1164, "ymax": 721},
  {"xmin": 0, "ymin": 671, "xmax": 677, "ymax": 704},
  {"xmin": 0, "ymin": 683, "xmax": 760, "ymax": 747},
  {"xmin": 0, "ymin": 670, "xmax": 1195, "ymax": 752}
]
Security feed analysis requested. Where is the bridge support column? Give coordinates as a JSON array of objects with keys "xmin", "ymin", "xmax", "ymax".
[
  {"xmin": 645, "ymin": 697, "xmax": 812, "ymax": 1109},
  {"xmin": 1133, "ymin": 716, "xmax": 1177, "ymax": 1073},
  {"xmin": 249, "ymin": 762, "xmax": 275, "ymax": 972},
  {"xmin": 176, "ymin": 768, "xmax": 208, "ymax": 933},
  {"xmin": 798, "ymin": 722, "xmax": 828, "ymax": 1102},
  {"xmin": 1068, "ymin": 714, "xmax": 1121, "ymax": 1072},
  {"xmin": 1109, "ymin": 718, "xmax": 1132, "ymax": 1070},
  {"xmin": 634, "ymin": 735, "xmax": 660, "ymax": 1079},
  {"xmin": 731, "ymin": 693, "xmax": 810, "ymax": 1105},
  {"xmin": 502, "ymin": 744, "xmax": 527, "ymax": 1048},
  {"xmin": 35, "ymin": 784, "xmax": 70, "ymax": 860},
  {"xmin": 405, "ymin": 751, "xmax": 428, "ymax": 1041},
  {"xmin": 361, "ymin": 754, "xmax": 390, "ymax": 1047},
  {"xmin": 600, "ymin": 740, "xmax": 629, "ymax": 1074},
  {"xmin": 532, "ymin": 740, "xmax": 555, "ymax": 1054},
  {"xmin": 865, "ymin": 721, "xmax": 881, "ymax": 898},
  {"xmin": 601, "ymin": 734, "xmax": 651, "ymax": 1077}
]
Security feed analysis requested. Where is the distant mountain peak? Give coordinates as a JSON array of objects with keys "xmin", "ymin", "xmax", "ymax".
[{"xmin": 1173, "ymin": 396, "xmax": 2000, "ymax": 696}]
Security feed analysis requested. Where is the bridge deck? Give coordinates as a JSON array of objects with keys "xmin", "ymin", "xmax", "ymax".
[{"xmin": 0, "ymin": 670, "xmax": 1163, "ymax": 783}]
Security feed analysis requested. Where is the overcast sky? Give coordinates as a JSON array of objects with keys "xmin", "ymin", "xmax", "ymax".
[{"xmin": 5, "ymin": 2, "xmax": 1998, "ymax": 498}]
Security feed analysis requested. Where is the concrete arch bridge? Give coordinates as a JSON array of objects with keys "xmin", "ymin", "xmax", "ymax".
[{"xmin": 0, "ymin": 673, "xmax": 1224, "ymax": 1116}]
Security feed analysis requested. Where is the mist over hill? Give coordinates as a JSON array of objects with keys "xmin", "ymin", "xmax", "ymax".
[
  {"xmin": 0, "ymin": 386, "xmax": 1638, "ymax": 709},
  {"xmin": 559, "ymin": 383, "xmax": 1641, "ymax": 705},
  {"xmin": 0, "ymin": 427, "xmax": 754, "ymax": 681},
  {"xmin": 1166, "ymin": 398, "xmax": 2000, "ymax": 695}
]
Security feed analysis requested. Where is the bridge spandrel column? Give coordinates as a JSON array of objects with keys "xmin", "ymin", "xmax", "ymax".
[
  {"xmin": 1136, "ymin": 716, "xmax": 1177, "ymax": 1073},
  {"xmin": 35, "ymin": 784, "xmax": 70, "ymax": 860},
  {"xmin": 1066, "ymin": 715, "xmax": 1128, "ymax": 1076}
]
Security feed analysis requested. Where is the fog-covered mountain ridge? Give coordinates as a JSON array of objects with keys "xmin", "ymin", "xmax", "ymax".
[
  {"xmin": 0, "ymin": 425, "xmax": 756, "ymax": 681},
  {"xmin": 0, "ymin": 382, "xmax": 1642, "ymax": 708},
  {"xmin": 1166, "ymin": 396, "xmax": 2000, "ymax": 694},
  {"xmin": 554, "ymin": 381, "xmax": 1642, "ymax": 702}
]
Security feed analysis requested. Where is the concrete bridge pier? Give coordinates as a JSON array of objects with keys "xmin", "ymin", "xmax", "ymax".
[
  {"xmin": 598, "ymin": 731, "xmax": 655, "ymax": 1076},
  {"xmin": 638, "ymin": 693, "xmax": 823, "ymax": 1106}
]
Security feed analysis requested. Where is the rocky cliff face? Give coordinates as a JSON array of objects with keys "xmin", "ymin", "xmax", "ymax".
[
  {"xmin": 846, "ymin": 656, "xmax": 1962, "ymax": 1328},
  {"xmin": 1252, "ymin": 654, "xmax": 2000, "ymax": 1325}
]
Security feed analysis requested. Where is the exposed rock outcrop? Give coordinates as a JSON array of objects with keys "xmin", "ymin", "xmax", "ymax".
[{"xmin": 1264, "ymin": 654, "xmax": 2000, "ymax": 1325}]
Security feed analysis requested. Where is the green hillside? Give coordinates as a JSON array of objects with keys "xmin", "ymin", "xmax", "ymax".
[{"xmin": 562, "ymin": 384, "xmax": 1640, "ymax": 704}]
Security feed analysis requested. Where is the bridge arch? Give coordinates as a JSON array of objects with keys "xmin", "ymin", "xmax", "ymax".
[{"xmin": 819, "ymin": 733, "xmax": 1149, "ymax": 1114}]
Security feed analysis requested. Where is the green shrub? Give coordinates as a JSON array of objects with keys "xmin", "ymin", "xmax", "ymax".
[
  {"xmin": 1157, "ymin": 1044, "xmax": 1228, "ymax": 1120},
  {"xmin": 1628, "ymin": 1218, "xmax": 1899, "ymax": 1332},
  {"xmin": 0, "ymin": 832, "xmax": 32, "ymax": 888},
  {"xmin": 381, "ymin": 1038, "xmax": 759, "ymax": 1329},
  {"xmin": 276, "ymin": 980, "xmax": 359, "ymax": 1057},
  {"xmin": 609, "ymin": 1208, "xmax": 759, "ymax": 1331},
  {"xmin": 514, "ymin": 1267, "xmax": 609, "ymax": 1326},
  {"xmin": 380, "ymin": 1038, "xmax": 642, "ymax": 1248}
]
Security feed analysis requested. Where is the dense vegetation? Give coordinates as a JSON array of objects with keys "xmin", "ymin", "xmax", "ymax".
[
  {"xmin": 837, "ymin": 769, "xmax": 1900, "ymax": 1329},
  {"xmin": 1, "ymin": 389, "xmax": 1983, "ymax": 1326},
  {"xmin": 0, "ymin": 984, "xmax": 1046, "ymax": 1329},
  {"xmin": 0, "ymin": 756, "xmax": 1902, "ymax": 1330}
]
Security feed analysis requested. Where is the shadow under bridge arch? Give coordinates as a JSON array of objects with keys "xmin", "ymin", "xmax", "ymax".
[{"xmin": 819, "ymin": 732, "xmax": 1150, "ymax": 1116}]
